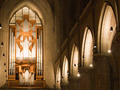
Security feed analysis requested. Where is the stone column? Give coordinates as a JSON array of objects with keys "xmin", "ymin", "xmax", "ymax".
[
  {"xmin": 79, "ymin": 67, "xmax": 94, "ymax": 90},
  {"xmin": 61, "ymin": 84, "xmax": 69, "ymax": 90},
  {"xmin": 93, "ymin": 54, "xmax": 111, "ymax": 90},
  {"xmin": 68, "ymin": 77, "xmax": 80, "ymax": 90},
  {"xmin": 111, "ymin": 30, "xmax": 120, "ymax": 90}
]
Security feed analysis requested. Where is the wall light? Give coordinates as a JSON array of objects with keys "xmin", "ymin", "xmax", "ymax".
[
  {"xmin": 94, "ymin": 45, "xmax": 96, "ymax": 48},
  {"xmin": 1, "ymin": 42, "xmax": 3, "ymax": 47},
  {"xmin": 3, "ymin": 53, "xmax": 5, "ymax": 57},
  {"xmin": 90, "ymin": 64, "xmax": 93, "ymax": 67},
  {"xmin": 83, "ymin": 55, "xmax": 84, "ymax": 59},
  {"xmin": 110, "ymin": 27, "xmax": 113, "ymax": 32},
  {"xmin": 74, "ymin": 64, "xmax": 77, "ymax": 67},
  {"xmin": 108, "ymin": 50, "xmax": 111, "ymax": 53},
  {"xmin": 0, "ymin": 23, "xmax": 1, "ymax": 29},
  {"xmin": 77, "ymin": 73, "xmax": 80, "ymax": 77}
]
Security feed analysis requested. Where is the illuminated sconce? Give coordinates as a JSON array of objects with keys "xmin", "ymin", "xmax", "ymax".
[
  {"xmin": 3, "ymin": 53, "xmax": 5, "ymax": 57},
  {"xmin": 1, "ymin": 42, "xmax": 3, "ymax": 47},
  {"xmin": 67, "ymin": 71, "xmax": 69, "ymax": 74},
  {"xmin": 108, "ymin": 50, "xmax": 111, "ymax": 53},
  {"xmin": 0, "ymin": 23, "xmax": 1, "ymax": 29},
  {"xmin": 77, "ymin": 73, "xmax": 80, "ymax": 77},
  {"xmin": 90, "ymin": 64, "xmax": 93, "ymax": 67},
  {"xmin": 110, "ymin": 27, "xmax": 113, "ymax": 32},
  {"xmin": 74, "ymin": 64, "xmax": 77, "ymax": 67},
  {"xmin": 94, "ymin": 45, "xmax": 96, "ymax": 48},
  {"xmin": 83, "ymin": 55, "xmax": 84, "ymax": 59}
]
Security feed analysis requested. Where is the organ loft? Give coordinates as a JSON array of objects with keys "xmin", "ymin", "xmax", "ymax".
[{"xmin": 8, "ymin": 7, "xmax": 45, "ymax": 87}]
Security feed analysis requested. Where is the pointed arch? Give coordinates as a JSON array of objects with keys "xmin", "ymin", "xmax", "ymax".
[
  {"xmin": 70, "ymin": 44, "xmax": 79, "ymax": 77},
  {"xmin": 62, "ymin": 56, "xmax": 69, "ymax": 85},
  {"xmin": 56, "ymin": 65, "xmax": 61, "ymax": 89},
  {"xmin": 98, "ymin": 3, "xmax": 117, "ymax": 53},
  {"xmin": 81, "ymin": 27, "xmax": 93, "ymax": 67}
]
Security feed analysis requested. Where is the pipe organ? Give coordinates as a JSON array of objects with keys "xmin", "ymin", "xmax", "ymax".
[{"xmin": 8, "ymin": 7, "xmax": 45, "ymax": 88}]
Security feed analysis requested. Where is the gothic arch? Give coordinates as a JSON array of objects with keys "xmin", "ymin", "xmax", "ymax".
[
  {"xmin": 98, "ymin": 2, "xmax": 117, "ymax": 53},
  {"xmin": 62, "ymin": 56, "xmax": 69, "ymax": 85},
  {"xmin": 70, "ymin": 44, "xmax": 79, "ymax": 77},
  {"xmin": 81, "ymin": 27, "xmax": 93, "ymax": 67},
  {"xmin": 56, "ymin": 65, "xmax": 61, "ymax": 89},
  {"xmin": 0, "ymin": 0, "xmax": 55, "ymax": 88}
]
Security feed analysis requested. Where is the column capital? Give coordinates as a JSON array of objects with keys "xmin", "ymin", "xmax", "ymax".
[
  {"xmin": 68, "ymin": 77, "xmax": 80, "ymax": 82},
  {"xmin": 79, "ymin": 67, "xmax": 94, "ymax": 75},
  {"xmin": 93, "ymin": 53, "xmax": 110, "ymax": 62}
]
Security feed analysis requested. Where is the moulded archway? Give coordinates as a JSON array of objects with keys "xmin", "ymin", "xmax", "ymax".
[
  {"xmin": 81, "ymin": 27, "xmax": 93, "ymax": 67},
  {"xmin": 98, "ymin": 4, "xmax": 116, "ymax": 53},
  {"xmin": 70, "ymin": 44, "xmax": 79, "ymax": 77},
  {"xmin": 56, "ymin": 65, "xmax": 61, "ymax": 89},
  {"xmin": 62, "ymin": 56, "xmax": 69, "ymax": 85},
  {"xmin": 0, "ymin": 0, "xmax": 55, "ymax": 88}
]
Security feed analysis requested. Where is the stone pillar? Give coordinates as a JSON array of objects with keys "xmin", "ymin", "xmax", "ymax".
[
  {"xmin": 93, "ymin": 54, "xmax": 110, "ymax": 90},
  {"xmin": 79, "ymin": 67, "xmax": 94, "ymax": 90},
  {"xmin": 111, "ymin": 31, "xmax": 120, "ymax": 90},
  {"xmin": 68, "ymin": 77, "xmax": 80, "ymax": 90},
  {"xmin": 61, "ymin": 84, "xmax": 69, "ymax": 90}
]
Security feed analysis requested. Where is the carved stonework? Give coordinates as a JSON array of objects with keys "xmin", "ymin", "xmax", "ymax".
[
  {"xmin": 112, "ymin": 31, "xmax": 120, "ymax": 44},
  {"xmin": 93, "ymin": 54, "xmax": 110, "ymax": 63},
  {"xmin": 79, "ymin": 67, "xmax": 94, "ymax": 75},
  {"xmin": 68, "ymin": 77, "xmax": 80, "ymax": 82},
  {"xmin": 61, "ymin": 85, "xmax": 69, "ymax": 90}
]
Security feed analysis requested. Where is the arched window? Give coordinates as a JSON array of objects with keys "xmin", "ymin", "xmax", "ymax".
[
  {"xmin": 70, "ymin": 44, "xmax": 79, "ymax": 77},
  {"xmin": 62, "ymin": 56, "xmax": 69, "ymax": 85},
  {"xmin": 9, "ymin": 7, "xmax": 44, "ymax": 85},
  {"xmin": 81, "ymin": 27, "xmax": 93, "ymax": 67},
  {"xmin": 56, "ymin": 65, "xmax": 61, "ymax": 89},
  {"xmin": 100, "ymin": 5, "xmax": 116, "ymax": 53}
]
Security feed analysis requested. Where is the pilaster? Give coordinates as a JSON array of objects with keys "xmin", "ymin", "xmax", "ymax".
[
  {"xmin": 93, "ymin": 54, "xmax": 111, "ymax": 90},
  {"xmin": 68, "ymin": 77, "xmax": 80, "ymax": 90},
  {"xmin": 79, "ymin": 67, "xmax": 94, "ymax": 90}
]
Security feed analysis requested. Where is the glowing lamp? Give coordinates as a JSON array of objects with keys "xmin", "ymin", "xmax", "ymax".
[
  {"xmin": 90, "ymin": 64, "xmax": 93, "ymax": 67},
  {"xmin": 94, "ymin": 45, "xmax": 96, "ymax": 48},
  {"xmin": 108, "ymin": 50, "xmax": 111, "ymax": 53},
  {"xmin": 77, "ymin": 73, "xmax": 80, "ymax": 77},
  {"xmin": 0, "ymin": 23, "xmax": 1, "ymax": 29}
]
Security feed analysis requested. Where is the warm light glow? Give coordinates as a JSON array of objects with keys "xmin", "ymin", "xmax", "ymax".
[
  {"xmin": 62, "ymin": 56, "xmax": 68, "ymax": 84},
  {"xmin": 101, "ymin": 6, "xmax": 116, "ymax": 52},
  {"xmin": 0, "ymin": 23, "xmax": 1, "ymax": 29},
  {"xmin": 90, "ymin": 64, "xmax": 93, "ymax": 67},
  {"xmin": 94, "ymin": 45, "xmax": 96, "ymax": 48},
  {"xmin": 77, "ymin": 73, "xmax": 80, "ymax": 77},
  {"xmin": 108, "ymin": 50, "xmax": 111, "ymax": 53},
  {"xmin": 84, "ymin": 30, "xmax": 93, "ymax": 67}
]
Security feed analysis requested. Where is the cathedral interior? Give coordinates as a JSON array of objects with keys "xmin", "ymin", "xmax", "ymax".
[{"xmin": 0, "ymin": 0, "xmax": 120, "ymax": 90}]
